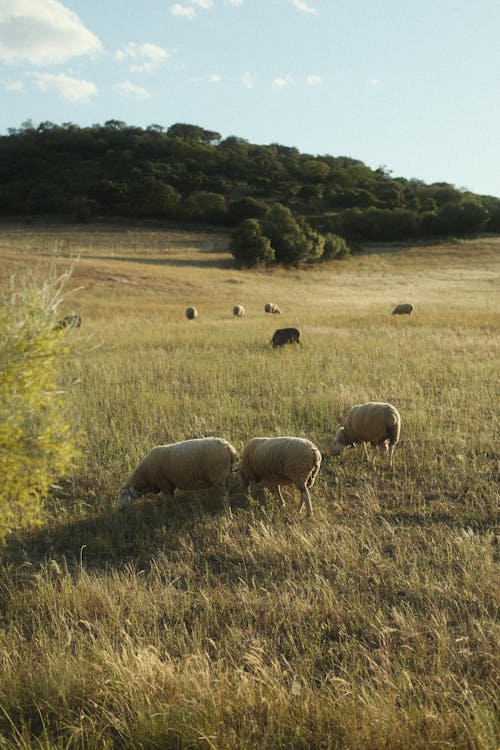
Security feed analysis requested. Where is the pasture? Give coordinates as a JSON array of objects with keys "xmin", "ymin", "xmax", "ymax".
[{"xmin": 0, "ymin": 224, "xmax": 498, "ymax": 749}]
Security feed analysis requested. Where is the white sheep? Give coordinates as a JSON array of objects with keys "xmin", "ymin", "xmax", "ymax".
[
  {"xmin": 265, "ymin": 302, "xmax": 282, "ymax": 314},
  {"xmin": 118, "ymin": 437, "xmax": 238, "ymax": 510},
  {"xmin": 238, "ymin": 436, "xmax": 322, "ymax": 517},
  {"xmin": 233, "ymin": 304, "xmax": 245, "ymax": 317},
  {"xmin": 332, "ymin": 401, "xmax": 401, "ymax": 470},
  {"xmin": 185, "ymin": 306, "xmax": 198, "ymax": 320}
]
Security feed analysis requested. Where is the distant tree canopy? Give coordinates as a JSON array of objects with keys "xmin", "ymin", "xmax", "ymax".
[{"xmin": 0, "ymin": 120, "xmax": 498, "ymax": 254}]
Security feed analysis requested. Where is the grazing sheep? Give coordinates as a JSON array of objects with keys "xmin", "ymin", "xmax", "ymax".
[
  {"xmin": 55, "ymin": 314, "xmax": 81, "ymax": 330},
  {"xmin": 233, "ymin": 304, "xmax": 245, "ymax": 317},
  {"xmin": 185, "ymin": 306, "xmax": 198, "ymax": 320},
  {"xmin": 265, "ymin": 302, "xmax": 282, "ymax": 314},
  {"xmin": 118, "ymin": 437, "xmax": 238, "ymax": 511},
  {"xmin": 238, "ymin": 436, "xmax": 321, "ymax": 517},
  {"xmin": 392, "ymin": 303, "xmax": 414, "ymax": 315},
  {"xmin": 271, "ymin": 327, "xmax": 301, "ymax": 348},
  {"xmin": 332, "ymin": 401, "xmax": 401, "ymax": 470}
]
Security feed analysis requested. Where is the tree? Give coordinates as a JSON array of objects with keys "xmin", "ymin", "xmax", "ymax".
[
  {"xmin": 229, "ymin": 219, "xmax": 275, "ymax": 268},
  {"xmin": 323, "ymin": 233, "xmax": 350, "ymax": 260},
  {"xmin": 182, "ymin": 191, "xmax": 227, "ymax": 223},
  {"xmin": 263, "ymin": 204, "xmax": 313, "ymax": 265},
  {"xmin": 0, "ymin": 272, "xmax": 80, "ymax": 544}
]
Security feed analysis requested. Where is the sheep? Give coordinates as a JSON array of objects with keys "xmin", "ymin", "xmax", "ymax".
[
  {"xmin": 392, "ymin": 303, "xmax": 414, "ymax": 315},
  {"xmin": 55, "ymin": 314, "xmax": 81, "ymax": 330},
  {"xmin": 332, "ymin": 401, "xmax": 401, "ymax": 470},
  {"xmin": 185, "ymin": 306, "xmax": 198, "ymax": 320},
  {"xmin": 238, "ymin": 436, "xmax": 321, "ymax": 517},
  {"xmin": 271, "ymin": 327, "xmax": 301, "ymax": 348},
  {"xmin": 233, "ymin": 304, "xmax": 245, "ymax": 317},
  {"xmin": 265, "ymin": 302, "xmax": 282, "ymax": 314},
  {"xmin": 118, "ymin": 437, "xmax": 238, "ymax": 511}
]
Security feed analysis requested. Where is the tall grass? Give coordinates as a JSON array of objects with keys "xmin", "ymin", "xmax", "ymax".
[{"xmin": 0, "ymin": 227, "xmax": 498, "ymax": 749}]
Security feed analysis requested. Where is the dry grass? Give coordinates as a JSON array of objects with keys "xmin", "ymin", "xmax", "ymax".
[{"xmin": 0, "ymin": 223, "xmax": 498, "ymax": 749}]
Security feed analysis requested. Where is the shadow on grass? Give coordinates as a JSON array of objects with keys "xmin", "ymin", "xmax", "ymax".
[
  {"xmin": 86, "ymin": 254, "xmax": 235, "ymax": 270},
  {"xmin": 3, "ymin": 487, "xmax": 250, "ymax": 572}
]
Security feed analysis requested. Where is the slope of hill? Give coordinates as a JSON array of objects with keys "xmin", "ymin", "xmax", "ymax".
[{"xmin": 1, "ymin": 120, "xmax": 500, "ymax": 245}]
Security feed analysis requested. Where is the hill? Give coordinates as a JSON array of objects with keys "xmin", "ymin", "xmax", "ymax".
[{"xmin": 1, "ymin": 120, "xmax": 500, "ymax": 247}]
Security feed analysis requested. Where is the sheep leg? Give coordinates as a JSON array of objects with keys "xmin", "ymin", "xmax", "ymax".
[
  {"xmin": 362, "ymin": 443, "xmax": 371, "ymax": 463},
  {"xmin": 214, "ymin": 481, "xmax": 232, "ymax": 515},
  {"xmin": 277, "ymin": 485, "xmax": 286, "ymax": 508},
  {"xmin": 298, "ymin": 487, "xmax": 313, "ymax": 517},
  {"xmin": 387, "ymin": 443, "xmax": 396, "ymax": 471}
]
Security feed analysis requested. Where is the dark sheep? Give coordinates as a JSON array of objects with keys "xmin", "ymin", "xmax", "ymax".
[
  {"xmin": 392, "ymin": 303, "xmax": 414, "ymax": 315},
  {"xmin": 271, "ymin": 327, "xmax": 301, "ymax": 348}
]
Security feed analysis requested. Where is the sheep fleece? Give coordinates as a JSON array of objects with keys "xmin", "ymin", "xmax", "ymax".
[
  {"xmin": 123, "ymin": 438, "xmax": 237, "ymax": 494},
  {"xmin": 239, "ymin": 437, "xmax": 321, "ymax": 488},
  {"xmin": 342, "ymin": 402, "xmax": 401, "ymax": 446}
]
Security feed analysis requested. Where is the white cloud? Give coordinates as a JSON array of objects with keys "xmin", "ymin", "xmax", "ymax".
[
  {"xmin": 115, "ymin": 42, "xmax": 169, "ymax": 72},
  {"xmin": 273, "ymin": 75, "xmax": 293, "ymax": 88},
  {"xmin": 4, "ymin": 79, "xmax": 25, "ymax": 91},
  {"xmin": 33, "ymin": 72, "xmax": 97, "ymax": 101},
  {"xmin": 116, "ymin": 80, "xmax": 151, "ymax": 100},
  {"xmin": 292, "ymin": 0, "xmax": 317, "ymax": 14},
  {"xmin": 169, "ymin": 0, "xmax": 213, "ymax": 18},
  {"xmin": 305, "ymin": 74, "xmax": 322, "ymax": 85},
  {"xmin": 0, "ymin": 0, "xmax": 102, "ymax": 65},
  {"xmin": 170, "ymin": 4, "xmax": 196, "ymax": 18},
  {"xmin": 370, "ymin": 77, "xmax": 381, "ymax": 87},
  {"xmin": 242, "ymin": 72, "xmax": 254, "ymax": 89},
  {"xmin": 188, "ymin": 73, "xmax": 221, "ymax": 84}
]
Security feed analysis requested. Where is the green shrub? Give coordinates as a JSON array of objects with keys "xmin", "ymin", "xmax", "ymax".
[
  {"xmin": 0, "ymin": 271, "xmax": 80, "ymax": 543},
  {"xmin": 322, "ymin": 232, "xmax": 350, "ymax": 260}
]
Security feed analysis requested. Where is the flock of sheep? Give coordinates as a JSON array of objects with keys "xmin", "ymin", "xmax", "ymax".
[
  {"xmin": 118, "ymin": 401, "xmax": 402, "ymax": 518},
  {"xmin": 118, "ymin": 299, "xmax": 413, "ymax": 517}
]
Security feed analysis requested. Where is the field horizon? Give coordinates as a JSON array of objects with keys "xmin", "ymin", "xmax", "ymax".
[{"xmin": 0, "ymin": 224, "xmax": 498, "ymax": 749}]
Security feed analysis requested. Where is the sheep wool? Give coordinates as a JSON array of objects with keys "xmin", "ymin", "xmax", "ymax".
[
  {"xmin": 332, "ymin": 401, "xmax": 401, "ymax": 469},
  {"xmin": 118, "ymin": 437, "xmax": 238, "ymax": 510},
  {"xmin": 238, "ymin": 436, "xmax": 321, "ymax": 517}
]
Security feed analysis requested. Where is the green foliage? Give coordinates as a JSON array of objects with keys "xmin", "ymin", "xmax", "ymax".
[
  {"xmin": 183, "ymin": 191, "xmax": 228, "ymax": 223},
  {"xmin": 0, "ymin": 273, "xmax": 80, "ymax": 543},
  {"xmin": 263, "ymin": 203, "xmax": 318, "ymax": 265},
  {"xmin": 0, "ymin": 120, "xmax": 498, "ymax": 244},
  {"xmin": 323, "ymin": 232, "xmax": 350, "ymax": 260},
  {"xmin": 229, "ymin": 218, "xmax": 275, "ymax": 267}
]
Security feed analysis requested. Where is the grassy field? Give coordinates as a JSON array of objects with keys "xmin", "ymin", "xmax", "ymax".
[{"xmin": 0, "ymin": 223, "xmax": 498, "ymax": 749}]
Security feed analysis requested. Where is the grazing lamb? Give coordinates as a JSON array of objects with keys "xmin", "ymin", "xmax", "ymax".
[
  {"xmin": 233, "ymin": 304, "xmax": 245, "ymax": 317},
  {"xmin": 392, "ymin": 303, "xmax": 414, "ymax": 315},
  {"xmin": 332, "ymin": 401, "xmax": 401, "ymax": 470},
  {"xmin": 55, "ymin": 314, "xmax": 81, "ymax": 330},
  {"xmin": 238, "ymin": 436, "xmax": 321, "ymax": 517},
  {"xmin": 271, "ymin": 327, "xmax": 301, "ymax": 348},
  {"xmin": 185, "ymin": 306, "xmax": 198, "ymax": 320},
  {"xmin": 265, "ymin": 302, "xmax": 282, "ymax": 314},
  {"xmin": 118, "ymin": 437, "xmax": 238, "ymax": 511}
]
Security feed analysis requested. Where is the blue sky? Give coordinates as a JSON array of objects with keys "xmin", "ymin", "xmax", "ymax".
[{"xmin": 1, "ymin": 0, "xmax": 499, "ymax": 197}]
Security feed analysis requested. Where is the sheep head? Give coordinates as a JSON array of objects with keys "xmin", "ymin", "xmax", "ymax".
[{"xmin": 332, "ymin": 428, "xmax": 349, "ymax": 456}]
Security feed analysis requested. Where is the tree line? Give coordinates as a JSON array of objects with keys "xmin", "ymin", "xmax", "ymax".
[{"xmin": 1, "ymin": 119, "xmax": 499, "ymax": 266}]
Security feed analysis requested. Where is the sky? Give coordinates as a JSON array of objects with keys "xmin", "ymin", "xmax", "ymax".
[{"xmin": 1, "ymin": 0, "xmax": 499, "ymax": 198}]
